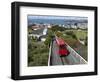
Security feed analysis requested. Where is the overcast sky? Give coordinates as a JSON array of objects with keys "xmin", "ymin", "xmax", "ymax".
[{"xmin": 28, "ymin": 15, "xmax": 88, "ymax": 20}]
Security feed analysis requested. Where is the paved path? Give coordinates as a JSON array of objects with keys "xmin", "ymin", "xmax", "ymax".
[{"xmin": 51, "ymin": 40, "xmax": 62, "ymax": 65}]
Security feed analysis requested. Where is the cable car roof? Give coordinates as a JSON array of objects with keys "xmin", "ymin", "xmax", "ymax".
[{"xmin": 56, "ymin": 37, "xmax": 65, "ymax": 45}]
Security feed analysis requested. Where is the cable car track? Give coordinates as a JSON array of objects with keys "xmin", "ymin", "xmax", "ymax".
[
  {"xmin": 60, "ymin": 57, "xmax": 70, "ymax": 65},
  {"xmin": 50, "ymin": 37, "xmax": 87, "ymax": 65}
]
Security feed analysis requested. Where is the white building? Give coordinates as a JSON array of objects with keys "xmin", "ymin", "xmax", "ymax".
[{"xmin": 29, "ymin": 27, "xmax": 48, "ymax": 41}]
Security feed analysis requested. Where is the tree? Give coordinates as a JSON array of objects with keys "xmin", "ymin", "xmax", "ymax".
[
  {"xmin": 65, "ymin": 31, "xmax": 77, "ymax": 40},
  {"xmin": 44, "ymin": 29, "xmax": 54, "ymax": 46},
  {"xmin": 28, "ymin": 28, "xmax": 33, "ymax": 34},
  {"xmin": 85, "ymin": 36, "xmax": 88, "ymax": 46},
  {"xmin": 44, "ymin": 36, "xmax": 52, "ymax": 46},
  {"xmin": 55, "ymin": 31, "xmax": 63, "ymax": 37},
  {"xmin": 51, "ymin": 25, "xmax": 66, "ymax": 32}
]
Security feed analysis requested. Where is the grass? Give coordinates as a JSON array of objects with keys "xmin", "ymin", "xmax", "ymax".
[
  {"xmin": 64, "ymin": 29, "xmax": 87, "ymax": 40},
  {"xmin": 74, "ymin": 30, "xmax": 87, "ymax": 40}
]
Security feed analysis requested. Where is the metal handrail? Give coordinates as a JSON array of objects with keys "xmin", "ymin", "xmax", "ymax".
[
  {"xmin": 66, "ymin": 44, "xmax": 87, "ymax": 64},
  {"xmin": 48, "ymin": 41, "xmax": 52, "ymax": 66}
]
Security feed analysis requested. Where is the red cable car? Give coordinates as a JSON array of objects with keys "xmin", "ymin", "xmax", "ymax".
[{"xmin": 56, "ymin": 37, "xmax": 70, "ymax": 57}]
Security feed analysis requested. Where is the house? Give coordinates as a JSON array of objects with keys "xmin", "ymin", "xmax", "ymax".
[
  {"xmin": 29, "ymin": 27, "xmax": 48, "ymax": 41},
  {"xmin": 43, "ymin": 28, "xmax": 47, "ymax": 35},
  {"xmin": 39, "ymin": 35, "xmax": 47, "ymax": 42}
]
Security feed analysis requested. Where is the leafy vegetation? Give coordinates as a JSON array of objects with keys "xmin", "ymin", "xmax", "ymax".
[
  {"xmin": 28, "ymin": 36, "xmax": 49, "ymax": 66},
  {"xmin": 85, "ymin": 36, "xmax": 88, "ymax": 46},
  {"xmin": 50, "ymin": 25, "xmax": 66, "ymax": 32},
  {"xmin": 28, "ymin": 27, "xmax": 33, "ymax": 34},
  {"xmin": 44, "ymin": 29, "xmax": 54, "ymax": 46},
  {"xmin": 55, "ymin": 31, "xmax": 78, "ymax": 47}
]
